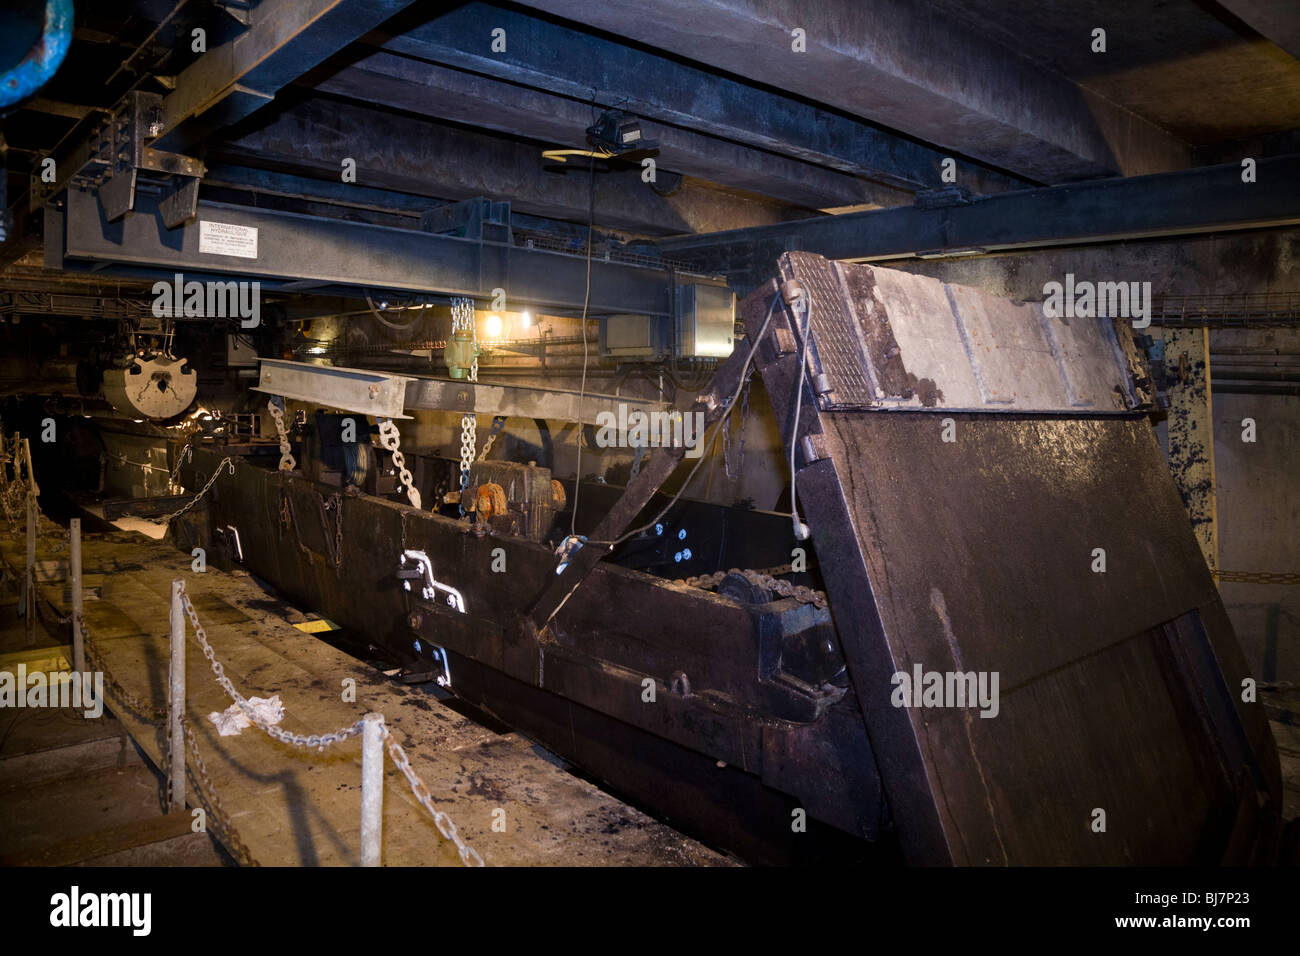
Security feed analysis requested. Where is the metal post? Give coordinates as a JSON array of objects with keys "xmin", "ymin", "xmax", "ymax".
[
  {"xmin": 360, "ymin": 712, "xmax": 384, "ymax": 867},
  {"xmin": 168, "ymin": 580, "xmax": 186, "ymax": 812},
  {"xmin": 69, "ymin": 519, "xmax": 84, "ymax": 673}
]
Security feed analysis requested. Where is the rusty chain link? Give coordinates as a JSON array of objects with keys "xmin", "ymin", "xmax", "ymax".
[{"xmin": 676, "ymin": 563, "xmax": 827, "ymax": 609}]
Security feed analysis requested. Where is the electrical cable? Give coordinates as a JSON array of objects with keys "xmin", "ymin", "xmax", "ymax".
[
  {"xmin": 364, "ymin": 292, "xmax": 424, "ymax": 332},
  {"xmin": 567, "ymin": 151, "xmax": 598, "ymax": 539},
  {"xmin": 789, "ymin": 291, "xmax": 812, "ymax": 541}
]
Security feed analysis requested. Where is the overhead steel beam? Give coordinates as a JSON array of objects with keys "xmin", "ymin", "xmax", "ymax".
[
  {"xmin": 47, "ymin": 187, "xmax": 722, "ymax": 317},
  {"xmin": 655, "ymin": 156, "xmax": 1300, "ymax": 290},
  {"xmin": 515, "ymin": 0, "xmax": 1191, "ymax": 182},
  {"xmin": 404, "ymin": 377, "xmax": 666, "ymax": 426},
  {"xmin": 369, "ymin": 3, "xmax": 1026, "ymax": 198},
  {"xmin": 315, "ymin": 52, "xmax": 905, "ymax": 212},
  {"xmin": 153, "ymin": 0, "xmax": 418, "ymax": 152},
  {"xmin": 225, "ymin": 98, "xmax": 798, "ymax": 235},
  {"xmin": 1215, "ymin": 0, "xmax": 1300, "ymax": 60}
]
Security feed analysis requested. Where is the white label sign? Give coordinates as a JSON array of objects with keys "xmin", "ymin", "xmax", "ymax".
[{"xmin": 198, "ymin": 220, "xmax": 258, "ymax": 259}]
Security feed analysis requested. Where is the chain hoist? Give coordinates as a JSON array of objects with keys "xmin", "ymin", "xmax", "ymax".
[
  {"xmin": 378, "ymin": 418, "xmax": 421, "ymax": 509},
  {"xmin": 267, "ymin": 397, "xmax": 296, "ymax": 472},
  {"xmin": 451, "ymin": 297, "xmax": 478, "ymax": 495}
]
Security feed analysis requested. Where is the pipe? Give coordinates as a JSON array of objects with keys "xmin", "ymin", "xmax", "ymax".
[{"xmin": 0, "ymin": 0, "xmax": 73, "ymax": 110}]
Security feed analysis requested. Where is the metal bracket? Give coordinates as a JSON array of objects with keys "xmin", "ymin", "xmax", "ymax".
[{"xmin": 400, "ymin": 550, "xmax": 467, "ymax": 612}]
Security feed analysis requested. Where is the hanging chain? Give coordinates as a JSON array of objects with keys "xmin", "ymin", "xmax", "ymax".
[
  {"xmin": 319, "ymin": 492, "xmax": 345, "ymax": 571},
  {"xmin": 267, "ymin": 397, "xmax": 296, "ymax": 472},
  {"xmin": 160, "ymin": 457, "xmax": 235, "ymax": 522},
  {"xmin": 452, "ymin": 298, "xmax": 478, "ymax": 493},
  {"xmin": 378, "ymin": 418, "xmax": 421, "ymax": 509},
  {"xmin": 167, "ymin": 444, "xmax": 193, "ymax": 494},
  {"xmin": 677, "ymin": 563, "xmax": 827, "ymax": 609},
  {"xmin": 477, "ymin": 416, "xmax": 508, "ymax": 462}
]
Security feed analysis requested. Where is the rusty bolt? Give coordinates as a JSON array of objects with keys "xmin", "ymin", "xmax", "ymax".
[{"xmin": 408, "ymin": 612, "xmax": 422, "ymax": 629}]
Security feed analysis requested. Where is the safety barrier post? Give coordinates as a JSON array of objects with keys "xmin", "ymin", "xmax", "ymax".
[{"xmin": 360, "ymin": 712, "xmax": 385, "ymax": 866}]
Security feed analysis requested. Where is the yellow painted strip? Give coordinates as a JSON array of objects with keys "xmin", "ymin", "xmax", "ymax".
[
  {"xmin": 293, "ymin": 619, "xmax": 338, "ymax": 634},
  {"xmin": 0, "ymin": 645, "xmax": 71, "ymax": 674}
]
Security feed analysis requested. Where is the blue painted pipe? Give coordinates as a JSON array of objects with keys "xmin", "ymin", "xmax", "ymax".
[{"xmin": 0, "ymin": 0, "xmax": 73, "ymax": 110}]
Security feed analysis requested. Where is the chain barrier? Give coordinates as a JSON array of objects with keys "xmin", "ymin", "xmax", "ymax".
[
  {"xmin": 1213, "ymin": 570, "xmax": 1300, "ymax": 586},
  {"xmin": 78, "ymin": 611, "xmax": 260, "ymax": 866},
  {"xmin": 378, "ymin": 418, "xmax": 421, "ymax": 509},
  {"xmin": 182, "ymin": 588, "xmax": 366, "ymax": 751},
  {"xmin": 181, "ymin": 584, "xmax": 483, "ymax": 866},
  {"xmin": 677, "ymin": 563, "xmax": 828, "ymax": 609},
  {"xmin": 160, "ymin": 457, "xmax": 236, "ymax": 522},
  {"xmin": 267, "ymin": 397, "xmax": 296, "ymax": 472},
  {"xmin": 381, "ymin": 726, "xmax": 485, "ymax": 867}
]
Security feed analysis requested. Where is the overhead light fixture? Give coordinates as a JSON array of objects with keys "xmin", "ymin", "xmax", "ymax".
[
  {"xmin": 521, "ymin": 310, "xmax": 533, "ymax": 328},
  {"xmin": 485, "ymin": 314, "xmax": 503, "ymax": 339}
]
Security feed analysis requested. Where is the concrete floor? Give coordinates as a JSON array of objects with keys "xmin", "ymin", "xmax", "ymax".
[{"xmin": 0, "ymin": 513, "xmax": 729, "ymax": 867}]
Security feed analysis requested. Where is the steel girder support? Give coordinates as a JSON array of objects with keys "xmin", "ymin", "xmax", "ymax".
[
  {"xmin": 655, "ymin": 156, "xmax": 1300, "ymax": 291},
  {"xmin": 46, "ymin": 187, "xmax": 722, "ymax": 316},
  {"xmin": 153, "ymin": 0, "xmax": 419, "ymax": 152}
]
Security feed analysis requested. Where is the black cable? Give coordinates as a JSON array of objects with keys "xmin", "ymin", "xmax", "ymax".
[{"xmin": 568, "ymin": 153, "xmax": 598, "ymax": 539}]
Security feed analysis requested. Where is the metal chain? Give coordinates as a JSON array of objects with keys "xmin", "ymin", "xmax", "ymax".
[
  {"xmin": 378, "ymin": 418, "xmax": 422, "ymax": 509},
  {"xmin": 181, "ymin": 717, "xmax": 260, "ymax": 866},
  {"xmin": 267, "ymin": 397, "xmax": 296, "ymax": 472},
  {"xmin": 319, "ymin": 492, "xmax": 344, "ymax": 571},
  {"xmin": 1214, "ymin": 570, "xmax": 1300, "ymax": 586},
  {"xmin": 452, "ymin": 297, "xmax": 478, "ymax": 492},
  {"xmin": 381, "ymin": 726, "xmax": 485, "ymax": 867},
  {"xmin": 167, "ymin": 444, "xmax": 193, "ymax": 494},
  {"xmin": 677, "ymin": 563, "xmax": 828, "ymax": 609},
  {"xmin": 477, "ymin": 416, "xmax": 508, "ymax": 462},
  {"xmin": 183, "ymin": 584, "xmax": 481, "ymax": 865},
  {"xmin": 160, "ymin": 457, "xmax": 235, "ymax": 522},
  {"xmin": 79, "ymin": 611, "xmax": 260, "ymax": 866},
  {"xmin": 182, "ymin": 587, "xmax": 366, "ymax": 751}
]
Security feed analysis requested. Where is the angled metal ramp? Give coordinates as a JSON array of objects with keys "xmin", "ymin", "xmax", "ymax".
[{"xmin": 744, "ymin": 252, "xmax": 1283, "ymax": 864}]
